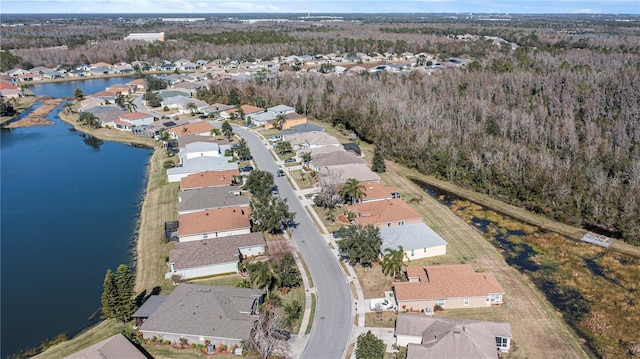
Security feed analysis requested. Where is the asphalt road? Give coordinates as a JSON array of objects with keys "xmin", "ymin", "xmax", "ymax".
[{"xmin": 234, "ymin": 126, "xmax": 353, "ymax": 359}]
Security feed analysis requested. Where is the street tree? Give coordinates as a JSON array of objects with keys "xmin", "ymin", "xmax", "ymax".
[
  {"xmin": 250, "ymin": 196, "xmax": 295, "ymax": 234},
  {"xmin": 222, "ymin": 120, "xmax": 234, "ymax": 140},
  {"xmin": 273, "ymin": 253, "xmax": 302, "ymax": 289},
  {"xmin": 340, "ymin": 178, "xmax": 366, "ymax": 204},
  {"xmin": 337, "ymin": 225, "xmax": 382, "ymax": 267},
  {"xmin": 355, "ymin": 330, "xmax": 385, "ymax": 359},
  {"xmin": 381, "ymin": 245, "xmax": 408, "ymax": 279},
  {"xmin": 372, "ymin": 147, "xmax": 386, "ymax": 173},
  {"xmin": 235, "ymin": 139, "xmax": 252, "ymax": 161},
  {"xmin": 277, "ymin": 141, "xmax": 293, "ymax": 155},
  {"xmin": 243, "ymin": 170, "xmax": 275, "ymax": 199}
]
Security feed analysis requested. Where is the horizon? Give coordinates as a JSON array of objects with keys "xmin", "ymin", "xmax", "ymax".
[{"xmin": 2, "ymin": 1, "xmax": 639, "ymax": 15}]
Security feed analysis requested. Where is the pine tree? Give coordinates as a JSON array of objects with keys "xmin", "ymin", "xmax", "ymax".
[
  {"xmin": 115, "ymin": 264, "xmax": 135, "ymax": 322},
  {"xmin": 101, "ymin": 269, "xmax": 117, "ymax": 319},
  {"xmin": 73, "ymin": 87, "xmax": 84, "ymax": 101},
  {"xmin": 372, "ymin": 147, "xmax": 386, "ymax": 173}
]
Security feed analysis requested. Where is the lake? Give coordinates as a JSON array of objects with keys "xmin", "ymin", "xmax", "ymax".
[{"xmin": 1, "ymin": 77, "xmax": 152, "ymax": 356}]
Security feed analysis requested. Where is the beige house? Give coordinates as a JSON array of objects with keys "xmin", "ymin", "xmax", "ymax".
[
  {"xmin": 395, "ymin": 314, "xmax": 512, "ymax": 358},
  {"xmin": 177, "ymin": 206, "xmax": 251, "ymax": 242},
  {"xmin": 394, "ymin": 264, "xmax": 504, "ymax": 314},
  {"xmin": 347, "ymin": 198, "xmax": 423, "ymax": 228}
]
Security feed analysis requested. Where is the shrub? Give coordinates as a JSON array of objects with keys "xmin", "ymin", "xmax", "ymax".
[{"xmin": 434, "ymin": 305, "xmax": 443, "ymax": 312}]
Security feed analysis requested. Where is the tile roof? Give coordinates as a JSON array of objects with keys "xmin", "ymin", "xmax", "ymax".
[
  {"xmin": 178, "ymin": 206, "xmax": 251, "ymax": 237},
  {"xmin": 126, "ymin": 78, "xmax": 147, "ymax": 86},
  {"xmin": 347, "ymin": 199, "xmax": 422, "ymax": 227},
  {"xmin": 140, "ymin": 284, "xmax": 263, "ymax": 341},
  {"xmin": 360, "ymin": 181, "xmax": 398, "ymax": 202},
  {"xmin": 178, "ymin": 186, "xmax": 249, "ymax": 213},
  {"xmin": 120, "ymin": 111, "xmax": 153, "ymax": 120},
  {"xmin": 318, "ymin": 164, "xmax": 380, "ymax": 185},
  {"xmin": 394, "ymin": 264, "xmax": 504, "ymax": 301},
  {"xmin": 170, "ymin": 232, "xmax": 265, "ymax": 269},
  {"xmin": 181, "ymin": 170, "xmax": 240, "ymax": 190},
  {"xmin": 0, "ymin": 82, "xmax": 18, "ymax": 90},
  {"xmin": 239, "ymin": 104, "xmax": 265, "ymax": 114},
  {"xmin": 380, "ymin": 222, "xmax": 447, "ymax": 252},
  {"xmin": 169, "ymin": 121, "xmax": 215, "ymax": 137},
  {"xmin": 396, "ymin": 314, "xmax": 511, "ymax": 359},
  {"xmin": 311, "ymin": 151, "xmax": 365, "ymax": 167},
  {"xmin": 64, "ymin": 333, "xmax": 146, "ymax": 359}
]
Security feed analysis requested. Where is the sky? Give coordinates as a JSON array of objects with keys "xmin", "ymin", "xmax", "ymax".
[{"xmin": 1, "ymin": 0, "xmax": 639, "ymax": 14}]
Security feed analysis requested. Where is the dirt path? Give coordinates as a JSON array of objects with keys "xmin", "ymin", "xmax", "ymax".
[
  {"xmin": 380, "ymin": 160, "xmax": 590, "ymax": 359},
  {"xmin": 3, "ymin": 97, "xmax": 66, "ymax": 128}
]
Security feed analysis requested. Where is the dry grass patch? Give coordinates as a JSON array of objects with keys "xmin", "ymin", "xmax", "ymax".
[
  {"xmin": 365, "ymin": 312, "xmax": 397, "ymax": 328},
  {"xmin": 288, "ymin": 169, "xmax": 315, "ymax": 190},
  {"xmin": 188, "ymin": 273, "xmax": 244, "ymax": 287},
  {"xmin": 34, "ymin": 320, "xmax": 130, "ymax": 359},
  {"xmin": 352, "ymin": 264, "xmax": 392, "ymax": 299}
]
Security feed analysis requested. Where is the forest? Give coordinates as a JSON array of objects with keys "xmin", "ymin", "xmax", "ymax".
[{"xmin": 2, "ymin": 15, "xmax": 639, "ymax": 244}]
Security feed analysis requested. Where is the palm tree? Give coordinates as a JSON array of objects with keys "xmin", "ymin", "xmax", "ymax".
[
  {"xmin": 275, "ymin": 114, "xmax": 287, "ymax": 130},
  {"xmin": 186, "ymin": 102, "xmax": 197, "ymax": 115},
  {"xmin": 209, "ymin": 128, "xmax": 221, "ymax": 137},
  {"xmin": 340, "ymin": 178, "xmax": 366, "ymax": 204},
  {"xmin": 301, "ymin": 152, "xmax": 312, "ymax": 167},
  {"xmin": 181, "ymin": 126, "xmax": 190, "ymax": 135},
  {"xmin": 250, "ymin": 262, "xmax": 279, "ymax": 295},
  {"xmin": 381, "ymin": 246, "xmax": 408, "ymax": 279},
  {"xmin": 125, "ymin": 98, "xmax": 137, "ymax": 113}
]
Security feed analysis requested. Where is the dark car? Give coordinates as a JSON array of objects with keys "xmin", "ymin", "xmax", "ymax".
[
  {"xmin": 284, "ymin": 157, "xmax": 297, "ymax": 163},
  {"xmin": 240, "ymin": 166, "xmax": 254, "ymax": 173},
  {"xmin": 276, "ymin": 169, "xmax": 285, "ymax": 177},
  {"xmin": 272, "ymin": 328, "xmax": 291, "ymax": 341}
]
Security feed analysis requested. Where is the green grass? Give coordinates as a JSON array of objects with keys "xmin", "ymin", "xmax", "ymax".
[
  {"xmin": 305, "ymin": 294, "xmax": 317, "ymax": 335},
  {"xmin": 296, "ymin": 251, "xmax": 314, "ymax": 288},
  {"xmin": 281, "ymin": 286, "xmax": 305, "ymax": 334},
  {"xmin": 289, "ymin": 169, "xmax": 315, "ymax": 190},
  {"xmin": 188, "ymin": 273, "xmax": 244, "ymax": 287}
]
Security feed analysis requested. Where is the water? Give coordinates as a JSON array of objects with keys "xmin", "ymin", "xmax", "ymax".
[
  {"xmin": 27, "ymin": 76, "xmax": 135, "ymax": 98},
  {"xmin": 1, "ymin": 77, "xmax": 151, "ymax": 357}
]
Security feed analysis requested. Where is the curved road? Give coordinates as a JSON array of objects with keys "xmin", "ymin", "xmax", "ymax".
[{"xmin": 234, "ymin": 126, "xmax": 353, "ymax": 359}]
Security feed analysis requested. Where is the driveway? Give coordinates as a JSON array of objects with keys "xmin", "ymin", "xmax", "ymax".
[{"xmin": 234, "ymin": 126, "xmax": 353, "ymax": 359}]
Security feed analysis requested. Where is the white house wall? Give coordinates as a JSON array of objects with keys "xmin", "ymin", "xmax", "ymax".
[
  {"xmin": 403, "ymin": 244, "xmax": 447, "ymax": 261},
  {"xmin": 179, "ymin": 228, "xmax": 251, "ymax": 242},
  {"xmin": 396, "ymin": 334, "xmax": 422, "ymax": 347},
  {"xmin": 167, "ymin": 261, "xmax": 238, "ymax": 280},
  {"xmin": 239, "ymin": 245, "xmax": 265, "ymax": 258}
]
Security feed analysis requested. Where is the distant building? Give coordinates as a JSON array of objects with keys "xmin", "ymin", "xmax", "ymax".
[{"xmin": 124, "ymin": 32, "xmax": 165, "ymax": 42}]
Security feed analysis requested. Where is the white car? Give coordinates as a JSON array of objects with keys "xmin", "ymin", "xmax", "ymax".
[
  {"xmin": 370, "ymin": 299, "xmax": 396, "ymax": 311},
  {"xmin": 268, "ymin": 135, "xmax": 281, "ymax": 142}
]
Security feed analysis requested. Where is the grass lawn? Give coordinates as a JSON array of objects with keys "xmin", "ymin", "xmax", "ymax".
[
  {"xmin": 188, "ymin": 273, "xmax": 244, "ymax": 287},
  {"xmin": 352, "ymin": 264, "xmax": 392, "ymax": 299},
  {"xmin": 288, "ymin": 169, "xmax": 316, "ymax": 190},
  {"xmin": 305, "ymin": 294, "xmax": 316, "ymax": 335},
  {"xmin": 365, "ymin": 312, "xmax": 397, "ymax": 328},
  {"xmin": 281, "ymin": 286, "xmax": 306, "ymax": 334},
  {"xmin": 0, "ymin": 95, "xmax": 37, "ymax": 124},
  {"xmin": 143, "ymin": 344, "xmax": 258, "ymax": 359}
]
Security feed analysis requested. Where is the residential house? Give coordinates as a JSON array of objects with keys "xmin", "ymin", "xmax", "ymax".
[
  {"xmin": 168, "ymin": 121, "xmax": 215, "ymax": 139},
  {"xmin": 247, "ymin": 111, "xmax": 276, "ymax": 127},
  {"xmin": 178, "ymin": 186, "xmax": 249, "ymax": 214},
  {"xmin": 360, "ymin": 181, "xmax": 399, "ymax": 203},
  {"xmin": 139, "ymin": 284, "xmax": 263, "ymax": 347},
  {"xmin": 167, "ymin": 232, "xmax": 266, "ymax": 279},
  {"xmin": 347, "ymin": 198, "xmax": 422, "ymax": 228},
  {"xmin": 281, "ymin": 123, "xmax": 325, "ymax": 138},
  {"xmin": 318, "ymin": 164, "xmax": 381, "ymax": 185},
  {"xmin": 105, "ymin": 83, "xmax": 134, "ymax": 95},
  {"xmin": 394, "ymin": 264, "xmax": 505, "ymax": 314},
  {"xmin": 282, "ymin": 113, "xmax": 307, "ymax": 130},
  {"xmin": 395, "ymin": 314, "xmax": 512, "ymax": 358},
  {"xmin": 64, "ymin": 333, "xmax": 147, "ymax": 359},
  {"xmin": 177, "ymin": 134, "xmax": 229, "ymax": 149},
  {"xmin": 296, "ymin": 145, "xmax": 344, "ymax": 161},
  {"xmin": 41, "ymin": 69, "xmax": 66, "ymax": 79},
  {"xmin": 177, "ymin": 206, "xmax": 251, "ymax": 242},
  {"xmin": 267, "ymin": 104, "xmax": 295, "ymax": 116},
  {"xmin": 309, "ymin": 150, "xmax": 365, "ymax": 171},
  {"xmin": 115, "ymin": 111, "xmax": 155, "ymax": 131},
  {"xmin": 126, "ymin": 78, "xmax": 147, "ymax": 93},
  {"xmin": 90, "ymin": 66, "xmax": 113, "ymax": 76},
  {"xmin": 180, "ymin": 169, "xmax": 240, "ymax": 190},
  {"xmin": 179, "ymin": 142, "xmax": 231, "ymax": 163},
  {"xmin": 162, "ymin": 96, "xmax": 209, "ymax": 114},
  {"xmin": 380, "ymin": 222, "xmax": 447, "ymax": 260},
  {"xmin": 286, "ymin": 131, "xmax": 341, "ymax": 150},
  {"xmin": 0, "ymin": 82, "xmax": 21, "ymax": 99},
  {"xmin": 221, "ymin": 104, "xmax": 264, "ymax": 120},
  {"xmin": 7, "ymin": 68, "xmax": 29, "ymax": 77},
  {"xmin": 167, "ymin": 156, "xmax": 237, "ymax": 182},
  {"xmin": 132, "ymin": 296, "xmax": 166, "ymax": 327},
  {"xmin": 113, "ymin": 64, "xmax": 135, "ymax": 74}
]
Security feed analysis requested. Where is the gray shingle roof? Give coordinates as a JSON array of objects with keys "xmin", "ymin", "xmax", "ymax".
[
  {"xmin": 396, "ymin": 314, "xmax": 512, "ymax": 359},
  {"xmin": 140, "ymin": 284, "xmax": 263, "ymax": 341},
  {"xmin": 170, "ymin": 232, "xmax": 265, "ymax": 269},
  {"xmin": 132, "ymin": 295, "xmax": 167, "ymax": 318},
  {"xmin": 380, "ymin": 222, "xmax": 447, "ymax": 252},
  {"xmin": 64, "ymin": 333, "xmax": 147, "ymax": 359},
  {"xmin": 281, "ymin": 123, "xmax": 324, "ymax": 137},
  {"xmin": 167, "ymin": 156, "xmax": 238, "ymax": 177},
  {"xmin": 178, "ymin": 186, "xmax": 249, "ymax": 213}
]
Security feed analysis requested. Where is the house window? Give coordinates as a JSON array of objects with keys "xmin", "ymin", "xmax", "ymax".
[
  {"xmin": 496, "ymin": 337, "xmax": 509, "ymax": 348},
  {"xmin": 488, "ymin": 294, "xmax": 501, "ymax": 303},
  {"xmin": 464, "ymin": 297, "xmax": 469, "ymax": 306},
  {"xmin": 203, "ymin": 233, "xmax": 208, "ymax": 239},
  {"xmin": 424, "ymin": 248, "xmax": 427, "ymax": 252},
  {"xmin": 437, "ymin": 299, "xmax": 445, "ymax": 307},
  {"xmin": 398, "ymin": 221, "xmax": 405, "ymax": 226},
  {"xmin": 411, "ymin": 249, "xmax": 414, "ymax": 257},
  {"xmin": 387, "ymin": 223, "xmax": 392, "ymax": 227}
]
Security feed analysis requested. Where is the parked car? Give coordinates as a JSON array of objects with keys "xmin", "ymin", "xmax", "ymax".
[
  {"xmin": 268, "ymin": 135, "xmax": 281, "ymax": 142},
  {"xmin": 240, "ymin": 166, "xmax": 254, "ymax": 173},
  {"xmin": 276, "ymin": 169, "xmax": 285, "ymax": 177},
  {"xmin": 284, "ymin": 157, "xmax": 297, "ymax": 163},
  {"xmin": 272, "ymin": 328, "xmax": 291, "ymax": 341}
]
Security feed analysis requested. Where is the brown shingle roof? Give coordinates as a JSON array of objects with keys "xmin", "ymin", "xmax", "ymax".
[
  {"xmin": 394, "ymin": 264, "xmax": 504, "ymax": 301},
  {"xmin": 120, "ymin": 111, "xmax": 152, "ymax": 120},
  {"xmin": 181, "ymin": 170, "xmax": 239, "ymax": 190},
  {"xmin": 178, "ymin": 206, "xmax": 251, "ymax": 237},
  {"xmin": 230, "ymin": 104, "xmax": 264, "ymax": 115},
  {"xmin": 347, "ymin": 199, "xmax": 421, "ymax": 226},
  {"xmin": 169, "ymin": 121, "xmax": 215, "ymax": 137},
  {"xmin": 170, "ymin": 232, "xmax": 265, "ymax": 269},
  {"xmin": 360, "ymin": 181, "xmax": 399, "ymax": 202}
]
